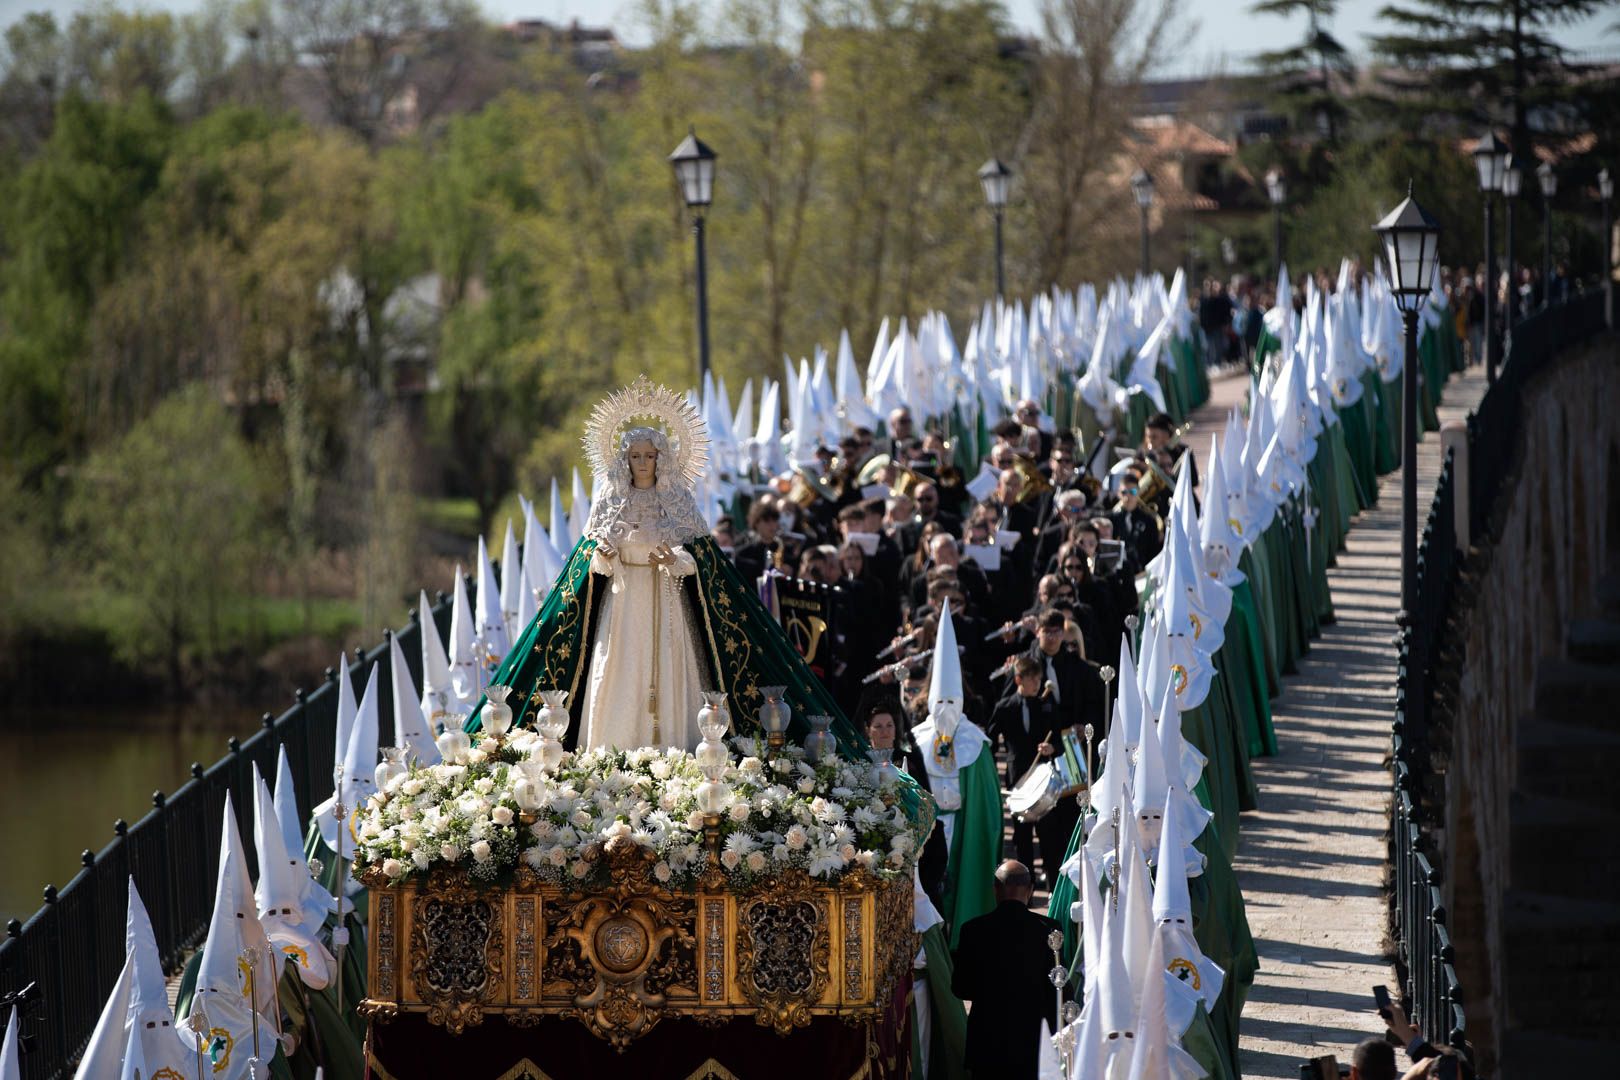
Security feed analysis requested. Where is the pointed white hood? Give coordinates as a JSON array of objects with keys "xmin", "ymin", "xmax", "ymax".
[
  {"xmin": 448, "ymin": 563, "xmax": 479, "ymax": 707},
  {"xmin": 315, "ymin": 663, "xmax": 379, "ymax": 853},
  {"xmin": 253, "ymin": 767, "xmax": 335, "ymax": 990},
  {"xmin": 417, "ymin": 590, "xmax": 457, "ymax": 729},
  {"xmin": 475, "ymin": 535, "xmax": 511, "ymax": 668},
  {"xmin": 70, "ymin": 953, "xmax": 134, "ymax": 1080},
  {"xmin": 389, "ymin": 632, "xmax": 439, "ymax": 766},
  {"xmin": 125, "ymin": 878, "xmax": 190, "ymax": 1076}
]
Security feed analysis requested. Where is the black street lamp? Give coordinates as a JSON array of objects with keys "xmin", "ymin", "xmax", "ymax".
[
  {"xmin": 1600, "ymin": 167, "xmax": 1613, "ymax": 328},
  {"xmin": 1265, "ymin": 167, "xmax": 1287, "ymax": 276},
  {"xmin": 1472, "ymin": 132, "xmax": 1507, "ymax": 383},
  {"xmin": 669, "ymin": 127, "xmax": 718, "ymax": 385},
  {"xmin": 1373, "ymin": 189, "xmax": 1441, "ymax": 619},
  {"xmin": 1537, "ymin": 160, "xmax": 1557, "ymax": 309},
  {"xmin": 1502, "ymin": 158, "xmax": 1522, "ymax": 345},
  {"xmin": 1131, "ymin": 169, "xmax": 1154, "ymax": 278},
  {"xmin": 978, "ymin": 157, "xmax": 1013, "ymax": 299}
]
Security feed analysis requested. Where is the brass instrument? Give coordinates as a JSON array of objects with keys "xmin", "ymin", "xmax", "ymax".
[
  {"xmin": 787, "ymin": 466, "xmax": 837, "ymax": 508},
  {"xmin": 1010, "ymin": 454, "xmax": 1052, "ymax": 505}
]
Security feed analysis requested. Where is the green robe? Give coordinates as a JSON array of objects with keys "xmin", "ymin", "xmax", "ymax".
[
  {"xmin": 941, "ymin": 748, "xmax": 1003, "ymax": 950},
  {"xmin": 911, "ymin": 922, "xmax": 968, "ymax": 1080},
  {"xmin": 469, "ymin": 533, "xmax": 933, "ymax": 835}
]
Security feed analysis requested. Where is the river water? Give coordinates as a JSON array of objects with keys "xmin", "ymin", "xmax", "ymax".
[{"xmin": 0, "ymin": 703, "xmax": 260, "ymax": 926}]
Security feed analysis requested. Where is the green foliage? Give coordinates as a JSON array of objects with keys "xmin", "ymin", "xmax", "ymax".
[
  {"xmin": 1367, "ymin": 0, "xmax": 1612, "ymax": 146},
  {"xmin": 1283, "ymin": 133, "xmax": 1483, "ymax": 277},
  {"xmin": 66, "ymin": 385, "xmax": 268, "ymax": 688},
  {"xmin": 1247, "ymin": 0, "xmax": 1355, "ymax": 142}
]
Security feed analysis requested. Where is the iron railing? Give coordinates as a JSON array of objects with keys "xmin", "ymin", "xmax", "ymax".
[
  {"xmin": 0, "ymin": 595, "xmax": 456, "ymax": 1080},
  {"xmin": 1391, "ymin": 288, "xmax": 1609, "ymax": 1073}
]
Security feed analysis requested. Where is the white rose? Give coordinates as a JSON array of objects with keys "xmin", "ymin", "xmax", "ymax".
[
  {"xmin": 797, "ymin": 778, "xmax": 815, "ymax": 794},
  {"xmin": 466, "ymin": 747, "xmax": 488, "ymax": 764},
  {"xmin": 547, "ymin": 846, "xmax": 568, "ymax": 867},
  {"xmin": 402, "ymin": 778, "xmax": 425, "ymax": 796},
  {"xmin": 745, "ymin": 851, "xmax": 767, "ymax": 873},
  {"xmin": 411, "ymin": 850, "xmax": 431, "ymax": 869},
  {"xmin": 727, "ymin": 802, "xmax": 750, "ymax": 823},
  {"xmin": 382, "ymin": 857, "xmax": 404, "ymax": 878},
  {"xmin": 491, "ymin": 806, "xmax": 514, "ymax": 826},
  {"xmin": 473, "ymin": 776, "xmax": 495, "ymax": 794},
  {"xmin": 440, "ymin": 843, "xmax": 461, "ymax": 861},
  {"xmin": 785, "ymin": 825, "xmax": 808, "ymax": 851},
  {"xmin": 838, "ymin": 843, "xmax": 856, "ymax": 862},
  {"xmin": 569, "ymin": 860, "xmax": 589, "ymax": 879},
  {"xmin": 653, "ymin": 861, "xmax": 673, "ymax": 883},
  {"xmin": 471, "ymin": 840, "xmax": 493, "ymax": 862},
  {"xmin": 720, "ymin": 849, "xmax": 741, "ymax": 871},
  {"xmin": 686, "ymin": 810, "xmax": 708, "ymax": 831}
]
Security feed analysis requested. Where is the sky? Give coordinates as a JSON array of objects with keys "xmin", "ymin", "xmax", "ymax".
[{"xmin": 3, "ymin": 0, "xmax": 1615, "ymax": 80}]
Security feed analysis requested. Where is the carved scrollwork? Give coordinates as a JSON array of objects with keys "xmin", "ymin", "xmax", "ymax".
[
  {"xmin": 410, "ymin": 872, "xmax": 504, "ymax": 1035},
  {"xmin": 734, "ymin": 870, "xmax": 831, "ymax": 1035},
  {"xmin": 540, "ymin": 837, "xmax": 699, "ymax": 1051}
]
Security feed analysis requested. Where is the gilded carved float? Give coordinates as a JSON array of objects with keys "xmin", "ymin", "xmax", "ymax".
[{"xmin": 358, "ymin": 835, "xmax": 916, "ymax": 1051}]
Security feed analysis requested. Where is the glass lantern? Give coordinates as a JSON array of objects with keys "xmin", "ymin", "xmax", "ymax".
[
  {"xmin": 695, "ymin": 735, "xmax": 729, "ymax": 779},
  {"xmin": 757, "ymin": 685, "xmax": 792, "ymax": 753},
  {"xmin": 697, "ymin": 691, "xmax": 731, "ymax": 742},
  {"xmin": 803, "ymin": 715, "xmax": 837, "ymax": 764},
  {"xmin": 436, "ymin": 723, "xmax": 471, "ymax": 765},
  {"xmin": 374, "ymin": 747, "xmax": 408, "ymax": 792},
  {"xmin": 867, "ymin": 747, "xmax": 899, "ymax": 790},
  {"xmin": 482, "ymin": 685, "xmax": 514, "ymax": 737},
  {"xmin": 536, "ymin": 690, "xmax": 570, "ymax": 741}
]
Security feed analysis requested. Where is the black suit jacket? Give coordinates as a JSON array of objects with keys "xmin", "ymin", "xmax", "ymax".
[
  {"xmin": 987, "ymin": 689, "xmax": 1060, "ymax": 789},
  {"xmin": 952, "ymin": 900, "xmax": 1063, "ymax": 1079}
]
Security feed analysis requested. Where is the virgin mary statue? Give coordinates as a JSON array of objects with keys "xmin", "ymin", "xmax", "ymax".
[{"xmin": 471, "ymin": 376, "xmax": 868, "ymax": 758}]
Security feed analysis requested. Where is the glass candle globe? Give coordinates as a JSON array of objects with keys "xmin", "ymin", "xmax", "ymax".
[
  {"xmin": 757, "ymin": 686, "xmax": 791, "ymax": 735},
  {"xmin": 374, "ymin": 747, "xmax": 408, "ymax": 792},
  {"xmin": 482, "ymin": 685, "xmax": 514, "ymax": 736},
  {"xmin": 695, "ymin": 736, "xmax": 729, "ymax": 777},
  {"xmin": 867, "ymin": 747, "xmax": 899, "ymax": 789},
  {"xmin": 696, "ymin": 779, "xmax": 730, "ymax": 815},
  {"xmin": 436, "ymin": 725, "xmax": 471, "ymax": 765},
  {"xmin": 697, "ymin": 691, "xmax": 731, "ymax": 742},
  {"xmin": 536, "ymin": 690, "xmax": 570, "ymax": 742},
  {"xmin": 803, "ymin": 715, "xmax": 837, "ymax": 764}
]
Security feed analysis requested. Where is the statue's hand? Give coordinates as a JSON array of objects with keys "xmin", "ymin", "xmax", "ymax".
[
  {"xmin": 649, "ymin": 542, "xmax": 675, "ymax": 566},
  {"xmin": 596, "ymin": 540, "xmax": 618, "ymax": 561}
]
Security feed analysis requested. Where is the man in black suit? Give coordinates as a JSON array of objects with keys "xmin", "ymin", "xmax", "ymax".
[
  {"xmin": 952, "ymin": 860, "xmax": 1064, "ymax": 1080},
  {"xmin": 987, "ymin": 656, "xmax": 1059, "ymax": 873}
]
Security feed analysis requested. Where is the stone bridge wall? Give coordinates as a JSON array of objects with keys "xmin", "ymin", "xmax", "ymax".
[{"xmin": 1442, "ymin": 338, "xmax": 1620, "ymax": 1071}]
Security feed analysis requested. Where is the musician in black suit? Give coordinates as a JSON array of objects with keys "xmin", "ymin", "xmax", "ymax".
[
  {"xmin": 952, "ymin": 860, "xmax": 1065, "ymax": 1079},
  {"xmin": 987, "ymin": 656, "xmax": 1060, "ymax": 874}
]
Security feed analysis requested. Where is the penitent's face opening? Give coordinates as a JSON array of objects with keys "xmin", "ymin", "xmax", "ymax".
[{"xmin": 627, "ymin": 440, "xmax": 658, "ymax": 488}]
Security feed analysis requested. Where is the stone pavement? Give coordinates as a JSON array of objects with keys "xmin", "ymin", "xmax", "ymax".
[{"xmin": 1185, "ymin": 359, "xmax": 1489, "ymax": 1077}]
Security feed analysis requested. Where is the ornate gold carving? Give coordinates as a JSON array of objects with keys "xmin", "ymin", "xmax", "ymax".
[
  {"xmin": 703, "ymin": 899, "xmax": 726, "ymax": 1002},
  {"xmin": 734, "ymin": 870, "xmax": 832, "ymax": 1035},
  {"xmin": 514, "ymin": 896, "xmax": 537, "ymax": 1002},
  {"xmin": 540, "ymin": 837, "xmax": 697, "ymax": 1051},
  {"xmin": 409, "ymin": 872, "xmax": 504, "ymax": 1034},
  {"xmin": 376, "ymin": 892, "xmax": 397, "ymax": 1000},
  {"xmin": 843, "ymin": 898, "xmax": 863, "ymax": 1001},
  {"xmin": 361, "ymin": 845, "xmax": 912, "ymax": 1050}
]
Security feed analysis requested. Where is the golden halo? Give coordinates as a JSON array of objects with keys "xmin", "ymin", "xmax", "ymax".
[{"xmin": 582, "ymin": 375, "xmax": 710, "ymax": 490}]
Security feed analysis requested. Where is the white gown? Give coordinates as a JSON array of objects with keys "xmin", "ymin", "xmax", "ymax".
[{"xmin": 580, "ymin": 489, "xmax": 706, "ymax": 752}]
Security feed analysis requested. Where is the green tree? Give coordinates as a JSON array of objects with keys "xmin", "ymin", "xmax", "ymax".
[
  {"xmin": 1368, "ymin": 0, "xmax": 1613, "ymax": 149},
  {"xmin": 1248, "ymin": 0, "xmax": 1355, "ymax": 142},
  {"xmin": 67, "ymin": 385, "xmax": 266, "ymax": 691}
]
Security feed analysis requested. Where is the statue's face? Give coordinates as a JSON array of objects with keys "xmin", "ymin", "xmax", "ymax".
[{"xmin": 627, "ymin": 440, "xmax": 658, "ymax": 488}]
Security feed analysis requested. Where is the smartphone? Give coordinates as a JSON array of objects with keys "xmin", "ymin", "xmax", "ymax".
[
  {"xmin": 1372, "ymin": 983, "xmax": 1392, "ymax": 1019},
  {"xmin": 1299, "ymin": 1056, "xmax": 1339, "ymax": 1080}
]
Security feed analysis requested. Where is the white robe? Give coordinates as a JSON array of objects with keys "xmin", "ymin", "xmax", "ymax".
[{"xmin": 581, "ymin": 524, "xmax": 705, "ymax": 753}]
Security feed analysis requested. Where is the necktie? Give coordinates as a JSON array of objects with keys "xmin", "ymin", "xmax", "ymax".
[
  {"xmin": 1046, "ymin": 658, "xmax": 1061, "ymax": 704},
  {"xmin": 1020, "ymin": 698, "xmax": 1030, "ymax": 734}
]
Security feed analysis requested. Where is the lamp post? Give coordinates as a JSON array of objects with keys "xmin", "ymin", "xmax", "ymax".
[
  {"xmin": 1502, "ymin": 158, "xmax": 1522, "ymax": 345},
  {"xmin": 1537, "ymin": 160, "xmax": 1557, "ymax": 309},
  {"xmin": 1265, "ymin": 167, "xmax": 1287, "ymax": 276},
  {"xmin": 1373, "ymin": 190, "xmax": 1441, "ymax": 619},
  {"xmin": 1472, "ymin": 132, "xmax": 1507, "ymax": 383},
  {"xmin": 669, "ymin": 128, "xmax": 718, "ymax": 385},
  {"xmin": 1600, "ymin": 167, "xmax": 1613, "ymax": 328},
  {"xmin": 1131, "ymin": 169, "xmax": 1154, "ymax": 278},
  {"xmin": 978, "ymin": 157, "xmax": 1013, "ymax": 299}
]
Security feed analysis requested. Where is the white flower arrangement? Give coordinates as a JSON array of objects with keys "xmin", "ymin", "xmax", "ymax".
[{"xmin": 355, "ymin": 735, "xmax": 918, "ymax": 891}]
